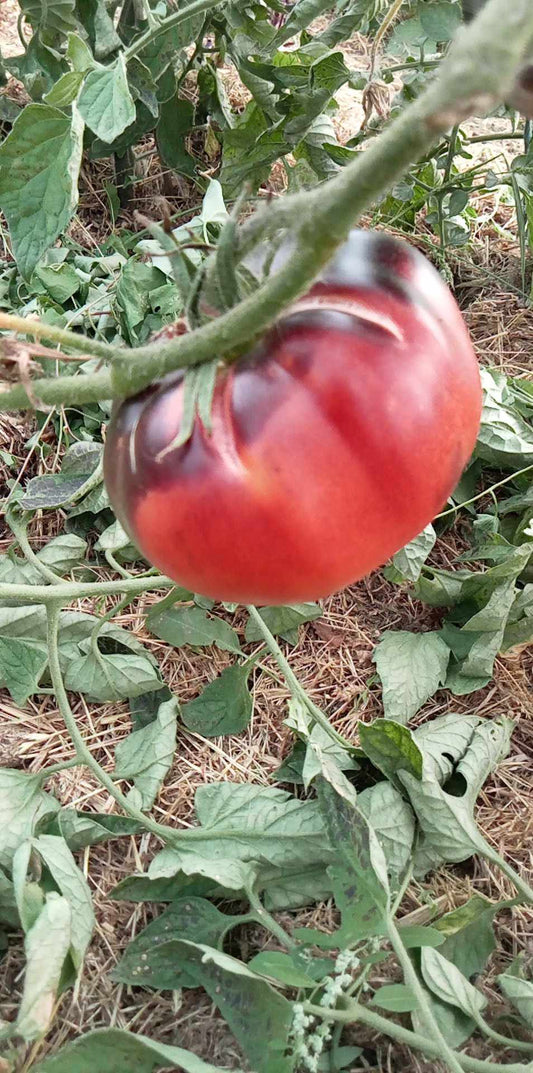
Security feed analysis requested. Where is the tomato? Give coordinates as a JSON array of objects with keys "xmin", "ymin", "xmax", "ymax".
[{"xmin": 104, "ymin": 231, "xmax": 482, "ymax": 604}]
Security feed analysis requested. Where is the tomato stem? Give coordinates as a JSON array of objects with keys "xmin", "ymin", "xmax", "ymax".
[
  {"xmin": 246, "ymin": 605, "xmax": 354, "ymax": 752},
  {"xmin": 1, "ymin": 1, "xmax": 532, "ymax": 409}
]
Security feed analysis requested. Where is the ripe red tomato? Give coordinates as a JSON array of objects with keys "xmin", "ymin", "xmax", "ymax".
[{"xmin": 104, "ymin": 231, "xmax": 482, "ymax": 604}]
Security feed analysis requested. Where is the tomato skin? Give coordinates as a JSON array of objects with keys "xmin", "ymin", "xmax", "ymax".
[{"xmin": 104, "ymin": 231, "xmax": 482, "ymax": 604}]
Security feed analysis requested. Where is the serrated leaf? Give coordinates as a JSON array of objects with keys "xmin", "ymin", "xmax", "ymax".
[
  {"xmin": 397, "ymin": 926, "xmax": 445, "ymax": 949},
  {"xmin": 0, "ymin": 103, "xmax": 83, "ymax": 278},
  {"xmin": 136, "ymin": 940, "xmax": 294, "ymax": 1073},
  {"xmin": 247, "ymin": 951, "xmax": 317, "ymax": 989},
  {"xmin": 0, "ymin": 636, "xmax": 48, "ymax": 706},
  {"xmin": 113, "ymin": 897, "xmax": 245, "ymax": 990},
  {"xmin": 78, "ymin": 55, "xmax": 135, "ymax": 143},
  {"xmin": 476, "ymin": 369, "xmax": 533, "ymax": 469},
  {"xmin": 28, "ymin": 835, "xmax": 94, "ymax": 970},
  {"xmin": 245, "ymin": 603, "xmax": 322, "ymax": 644},
  {"xmin": 0, "ymin": 770, "xmax": 59, "ymax": 871},
  {"xmin": 147, "ymin": 605, "xmax": 241, "ymax": 654},
  {"xmin": 64, "ymin": 651, "xmax": 161, "ymax": 702},
  {"xmin": 373, "ymin": 631, "xmax": 450, "ymax": 723},
  {"xmin": 114, "ymin": 698, "xmax": 178, "ymax": 809},
  {"xmin": 421, "ymin": 947, "xmax": 487, "ymax": 1017},
  {"xmin": 400, "ymin": 715, "xmax": 512, "ymax": 876},
  {"xmin": 49, "ymin": 809, "xmax": 142, "ymax": 852},
  {"xmin": 33, "ymin": 1027, "xmax": 236, "ymax": 1072},
  {"xmin": 95, "ymin": 520, "xmax": 131, "ymax": 552},
  {"xmin": 434, "ymin": 895, "xmax": 498, "ymax": 979},
  {"xmin": 16, "ymin": 893, "xmax": 71, "ymax": 1041},
  {"xmin": 498, "ymin": 974, "xmax": 533, "ymax": 1025},
  {"xmin": 44, "ymin": 71, "xmax": 86, "ymax": 108},
  {"xmin": 181, "ymin": 664, "xmax": 252, "ymax": 737},
  {"xmin": 148, "ymin": 783, "xmax": 330, "ymax": 893},
  {"xmin": 419, "ymin": 2, "xmax": 461, "ymax": 41},
  {"xmin": 371, "ymin": 984, "xmax": 419, "ymax": 1012},
  {"xmin": 318, "ymin": 781, "xmax": 389, "ymax": 944},
  {"xmin": 357, "ymin": 780, "xmax": 415, "ymax": 886},
  {"xmin": 34, "ymin": 261, "xmax": 81, "ymax": 303},
  {"xmin": 359, "ymin": 719, "xmax": 423, "ymax": 783},
  {"xmin": 392, "ymin": 524, "xmax": 436, "ymax": 582},
  {"xmin": 156, "ymin": 95, "xmax": 195, "ymax": 176},
  {"xmin": 20, "ymin": 0, "xmax": 77, "ymax": 35},
  {"xmin": 37, "ymin": 534, "xmax": 87, "ymax": 573}
]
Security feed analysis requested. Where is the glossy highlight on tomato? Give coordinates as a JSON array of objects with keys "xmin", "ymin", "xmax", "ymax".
[{"xmin": 104, "ymin": 231, "xmax": 482, "ymax": 604}]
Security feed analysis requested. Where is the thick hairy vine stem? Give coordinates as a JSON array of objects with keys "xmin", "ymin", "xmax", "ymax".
[{"xmin": 1, "ymin": 0, "xmax": 532, "ymax": 412}]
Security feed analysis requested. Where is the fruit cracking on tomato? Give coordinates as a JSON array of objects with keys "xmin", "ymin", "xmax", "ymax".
[{"xmin": 104, "ymin": 231, "xmax": 482, "ymax": 604}]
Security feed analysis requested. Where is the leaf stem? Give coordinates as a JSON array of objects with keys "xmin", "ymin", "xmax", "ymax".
[
  {"xmin": 36, "ymin": 757, "xmax": 81, "ymax": 782},
  {"xmin": 245, "ymin": 606, "xmax": 352, "ymax": 750},
  {"xmin": 45, "ymin": 600, "xmax": 178, "ymax": 844},
  {"xmin": 6, "ymin": 510, "xmax": 68, "ymax": 587},
  {"xmin": 0, "ymin": 313, "xmax": 117, "ymax": 360},
  {"xmin": 303, "ymin": 1000, "xmax": 533, "ymax": 1073},
  {"xmin": 386, "ymin": 916, "xmax": 465, "ymax": 1073},
  {"xmin": 247, "ymin": 887, "xmax": 297, "ymax": 950},
  {"xmin": 0, "ymin": 573, "xmax": 175, "ymax": 605},
  {"xmin": 474, "ymin": 1013, "xmax": 533, "ymax": 1054},
  {"xmin": 122, "ymin": 0, "xmax": 229, "ymax": 61},
  {"xmin": 435, "ymin": 465, "xmax": 533, "ymax": 520},
  {"xmin": 2, "ymin": 0, "xmax": 532, "ymax": 411}
]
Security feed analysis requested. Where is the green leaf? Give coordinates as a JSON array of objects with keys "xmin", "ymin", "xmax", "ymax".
[
  {"xmin": 76, "ymin": 0, "xmax": 121, "ymax": 59},
  {"xmin": 16, "ymin": 893, "xmax": 72, "ymax": 1041},
  {"xmin": 21, "ymin": 0, "xmax": 78, "ymax": 35},
  {"xmin": 397, "ymin": 926, "xmax": 445, "ymax": 949},
  {"xmin": 434, "ymin": 895, "xmax": 499, "ymax": 979},
  {"xmin": 78, "ymin": 55, "xmax": 135, "ymax": 143},
  {"xmin": 400, "ymin": 715, "xmax": 512, "ymax": 876},
  {"xmin": 0, "ymin": 103, "xmax": 82, "ymax": 278},
  {"xmin": 357, "ymin": 780, "xmax": 416, "ymax": 887},
  {"xmin": 444, "ymin": 545, "xmax": 531, "ymax": 694},
  {"xmin": 476, "ymin": 370, "xmax": 533, "ymax": 469},
  {"xmin": 113, "ymin": 897, "xmax": 245, "ymax": 989},
  {"xmin": 245, "ymin": 603, "xmax": 322, "ymax": 644},
  {"xmin": 391, "ymin": 524, "xmax": 436, "ymax": 582},
  {"xmin": 0, "ymin": 866, "xmax": 20, "ymax": 928},
  {"xmin": 44, "ymin": 71, "xmax": 86, "ymax": 108},
  {"xmin": 148, "ymin": 783, "xmax": 330, "ymax": 892},
  {"xmin": 412, "ymin": 978, "xmax": 476, "ymax": 1048},
  {"xmin": 34, "ymin": 261, "xmax": 81, "ymax": 303},
  {"xmin": 498, "ymin": 974, "xmax": 533, "ymax": 1025},
  {"xmin": 247, "ymin": 951, "xmax": 317, "ymax": 989},
  {"xmin": 419, "ymin": 2, "xmax": 461, "ymax": 41},
  {"xmin": 37, "ymin": 534, "xmax": 87, "ymax": 573},
  {"xmin": 156, "ymin": 95, "xmax": 195, "ymax": 176},
  {"xmin": 318, "ymin": 781, "xmax": 389, "ymax": 944},
  {"xmin": 137, "ymin": 941, "xmax": 294, "ymax": 1073},
  {"xmin": 0, "ymin": 636, "xmax": 48, "ymax": 706},
  {"xmin": 181, "ymin": 664, "xmax": 253, "ymax": 737},
  {"xmin": 21, "ymin": 441, "xmax": 102, "ymax": 509},
  {"xmin": 371, "ymin": 984, "xmax": 419, "ymax": 1012},
  {"xmin": 421, "ymin": 947, "xmax": 487, "ymax": 1017},
  {"xmin": 33, "ymin": 1027, "xmax": 236, "ymax": 1072},
  {"xmin": 0, "ymin": 769, "xmax": 59, "ymax": 871},
  {"xmin": 359, "ymin": 719, "xmax": 423, "ymax": 783},
  {"xmin": 28, "ymin": 835, "xmax": 94, "ymax": 971},
  {"xmin": 64, "ymin": 650, "xmax": 161, "ymax": 702},
  {"xmin": 114, "ymin": 698, "xmax": 178, "ymax": 809},
  {"xmin": 147, "ymin": 605, "xmax": 241, "ymax": 654},
  {"xmin": 373, "ymin": 631, "xmax": 450, "ymax": 723},
  {"xmin": 66, "ymin": 32, "xmax": 96, "ymax": 73},
  {"xmin": 49, "ymin": 809, "xmax": 142, "ymax": 852},
  {"xmin": 94, "ymin": 519, "xmax": 131, "ymax": 553}
]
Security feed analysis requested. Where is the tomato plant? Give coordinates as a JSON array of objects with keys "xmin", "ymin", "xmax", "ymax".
[{"xmin": 104, "ymin": 231, "xmax": 482, "ymax": 603}]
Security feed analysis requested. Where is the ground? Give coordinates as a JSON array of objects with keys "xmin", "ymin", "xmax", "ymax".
[{"xmin": 0, "ymin": 4, "xmax": 532, "ymax": 1072}]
